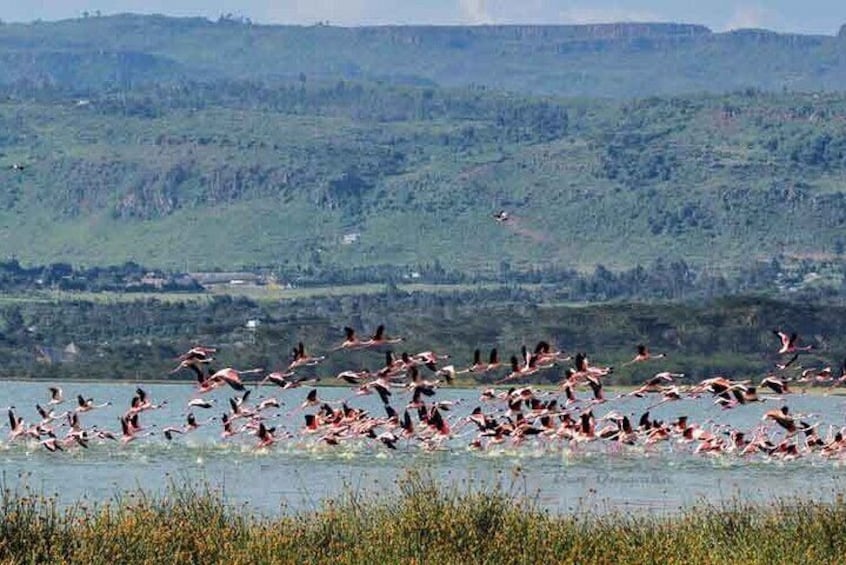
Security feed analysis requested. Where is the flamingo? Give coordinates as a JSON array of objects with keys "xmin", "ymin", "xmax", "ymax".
[
  {"xmin": 532, "ymin": 341, "xmax": 569, "ymax": 365},
  {"xmin": 461, "ymin": 348, "xmax": 502, "ymax": 375},
  {"xmin": 179, "ymin": 345, "xmax": 217, "ymax": 361},
  {"xmin": 40, "ymin": 432, "xmax": 64, "ymax": 452},
  {"xmin": 775, "ymin": 353, "xmax": 800, "ymax": 370},
  {"xmin": 411, "ymin": 350, "xmax": 450, "ymax": 371},
  {"xmin": 825, "ymin": 359, "xmax": 846, "ymax": 390},
  {"xmin": 647, "ymin": 386, "xmax": 684, "ymax": 410},
  {"xmin": 7, "ymin": 408, "xmax": 25, "ymax": 441},
  {"xmin": 75, "ymin": 395, "xmax": 110, "ymax": 413},
  {"xmin": 571, "ymin": 352, "xmax": 613, "ymax": 380},
  {"xmin": 773, "ymin": 329, "xmax": 813, "ymax": 355},
  {"xmin": 763, "ymin": 406, "xmax": 801, "ymax": 434},
  {"xmin": 208, "ymin": 367, "xmax": 263, "ymax": 392},
  {"xmin": 172, "ymin": 345, "xmax": 216, "ymax": 374},
  {"xmin": 497, "ymin": 348, "xmax": 553, "ymax": 384},
  {"xmin": 336, "ymin": 369, "xmax": 372, "ymax": 385},
  {"xmin": 434, "ymin": 365, "xmax": 456, "ymax": 384},
  {"xmin": 584, "ymin": 374, "xmax": 606, "ymax": 404},
  {"xmin": 119, "ymin": 415, "xmax": 154, "ymax": 444},
  {"xmin": 357, "ymin": 379, "xmax": 393, "ymax": 405},
  {"xmin": 188, "ymin": 398, "xmax": 216, "ymax": 409},
  {"xmin": 128, "ymin": 387, "xmax": 166, "ymax": 415},
  {"xmin": 256, "ymin": 422, "xmax": 276, "ymax": 448},
  {"xmin": 760, "ymin": 375, "xmax": 792, "ymax": 395},
  {"xmin": 228, "ymin": 391, "xmax": 255, "ymax": 419},
  {"xmin": 367, "ymin": 324, "xmax": 404, "ymax": 347},
  {"xmin": 623, "ymin": 344, "xmax": 667, "ymax": 366},
  {"xmin": 35, "ymin": 403, "xmax": 65, "ymax": 426},
  {"xmin": 47, "ymin": 387, "xmax": 64, "ymax": 405},
  {"xmin": 220, "ymin": 413, "xmax": 238, "ymax": 438},
  {"xmin": 336, "ymin": 327, "xmax": 367, "ymax": 350},
  {"xmin": 257, "ymin": 397, "xmax": 280, "ymax": 412},
  {"xmin": 624, "ymin": 372, "xmax": 683, "ymax": 397},
  {"xmin": 288, "ymin": 341, "xmax": 325, "ymax": 370}
]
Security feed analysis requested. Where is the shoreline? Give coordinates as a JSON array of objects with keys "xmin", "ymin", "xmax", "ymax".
[
  {"xmin": 2, "ymin": 377, "xmax": 845, "ymax": 396},
  {"xmin": 1, "ymin": 478, "xmax": 844, "ymax": 563}
]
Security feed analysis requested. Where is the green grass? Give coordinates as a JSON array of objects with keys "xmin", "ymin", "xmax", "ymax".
[
  {"xmin": 2, "ymin": 473, "xmax": 846, "ymax": 564},
  {"xmin": 0, "ymin": 282, "xmax": 545, "ymax": 305}
]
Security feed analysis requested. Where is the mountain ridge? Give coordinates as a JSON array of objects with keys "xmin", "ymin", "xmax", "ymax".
[
  {"xmin": 0, "ymin": 15, "xmax": 845, "ymax": 97},
  {"xmin": 0, "ymin": 14, "xmax": 845, "ymax": 277}
]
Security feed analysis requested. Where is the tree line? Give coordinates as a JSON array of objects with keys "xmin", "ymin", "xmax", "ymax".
[
  {"xmin": 0, "ymin": 290, "xmax": 843, "ymax": 384},
  {"xmin": 0, "ymin": 255, "xmax": 843, "ymax": 301}
]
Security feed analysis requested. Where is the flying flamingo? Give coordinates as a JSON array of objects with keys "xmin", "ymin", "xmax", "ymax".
[
  {"xmin": 460, "ymin": 348, "xmax": 502, "ymax": 375},
  {"xmin": 623, "ymin": 372, "xmax": 683, "ymax": 398},
  {"xmin": 366, "ymin": 324, "xmax": 404, "ymax": 347},
  {"xmin": 411, "ymin": 350, "xmax": 450, "ymax": 371},
  {"xmin": 288, "ymin": 341, "xmax": 326, "ymax": 370},
  {"xmin": 623, "ymin": 344, "xmax": 667, "ymax": 366},
  {"xmin": 7, "ymin": 408, "xmax": 26, "ymax": 441},
  {"xmin": 336, "ymin": 369, "xmax": 372, "ymax": 384},
  {"xmin": 119, "ymin": 415, "xmax": 154, "ymax": 444},
  {"xmin": 336, "ymin": 327, "xmax": 367, "ymax": 350},
  {"xmin": 207, "ymin": 367, "xmax": 263, "ymax": 392},
  {"xmin": 47, "ymin": 387, "xmax": 64, "ymax": 405},
  {"xmin": 188, "ymin": 398, "xmax": 216, "ymax": 409},
  {"xmin": 760, "ymin": 375, "xmax": 792, "ymax": 395},
  {"xmin": 75, "ymin": 395, "xmax": 110, "ymax": 413},
  {"xmin": 773, "ymin": 329, "xmax": 813, "ymax": 355},
  {"xmin": 255, "ymin": 422, "xmax": 276, "ymax": 448},
  {"xmin": 40, "ymin": 432, "xmax": 64, "ymax": 452}
]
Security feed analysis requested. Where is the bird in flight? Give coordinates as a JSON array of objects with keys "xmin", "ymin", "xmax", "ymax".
[
  {"xmin": 772, "ymin": 329, "xmax": 813, "ymax": 355},
  {"xmin": 623, "ymin": 344, "xmax": 667, "ymax": 366}
]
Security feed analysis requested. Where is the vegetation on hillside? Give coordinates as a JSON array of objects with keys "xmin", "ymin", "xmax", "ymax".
[
  {"xmin": 2, "ymin": 15, "xmax": 846, "ymax": 97},
  {"xmin": 0, "ymin": 15, "xmax": 844, "ymax": 278},
  {"xmin": 0, "ymin": 16, "xmax": 844, "ymax": 392},
  {"xmin": 1, "ymin": 81, "xmax": 846, "ymax": 275}
]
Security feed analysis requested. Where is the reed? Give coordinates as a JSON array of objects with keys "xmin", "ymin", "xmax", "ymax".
[{"xmin": 1, "ymin": 474, "xmax": 845, "ymax": 564}]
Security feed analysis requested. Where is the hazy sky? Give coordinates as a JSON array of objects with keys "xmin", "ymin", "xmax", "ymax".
[{"xmin": 1, "ymin": 1, "xmax": 845, "ymax": 35}]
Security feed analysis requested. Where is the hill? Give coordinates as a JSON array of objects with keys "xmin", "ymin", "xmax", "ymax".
[
  {"xmin": 1, "ymin": 15, "xmax": 846, "ymax": 98},
  {"xmin": 0, "ymin": 15, "xmax": 845, "ymax": 278},
  {"xmin": 1, "ymin": 82, "xmax": 846, "ymax": 277}
]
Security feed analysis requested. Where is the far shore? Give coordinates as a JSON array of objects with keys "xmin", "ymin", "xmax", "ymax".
[{"xmin": 0, "ymin": 377, "xmax": 844, "ymax": 396}]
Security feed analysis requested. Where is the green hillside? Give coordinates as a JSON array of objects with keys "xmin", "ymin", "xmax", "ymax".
[
  {"xmin": 0, "ymin": 15, "xmax": 844, "ymax": 276},
  {"xmin": 0, "ymin": 82, "xmax": 845, "ymax": 275},
  {"xmin": 0, "ymin": 15, "xmax": 846, "ymax": 98}
]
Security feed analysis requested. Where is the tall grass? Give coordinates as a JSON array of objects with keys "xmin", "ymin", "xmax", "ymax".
[{"xmin": 1, "ymin": 473, "xmax": 845, "ymax": 564}]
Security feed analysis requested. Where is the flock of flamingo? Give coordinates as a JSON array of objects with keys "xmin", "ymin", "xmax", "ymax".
[{"xmin": 4, "ymin": 324, "xmax": 846, "ymax": 461}]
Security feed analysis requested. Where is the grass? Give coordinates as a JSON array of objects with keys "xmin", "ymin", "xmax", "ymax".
[
  {"xmin": 0, "ymin": 282, "xmax": 546, "ymax": 305},
  {"xmin": 205, "ymin": 282, "xmax": 548, "ymax": 301},
  {"xmin": 2, "ymin": 472, "xmax": 846, "ymax": 564}
]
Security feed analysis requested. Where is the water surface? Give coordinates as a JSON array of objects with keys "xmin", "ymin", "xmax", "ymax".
[{"xmin": 2, "ymin": 380, "xmax": 845, "ymax": 515}]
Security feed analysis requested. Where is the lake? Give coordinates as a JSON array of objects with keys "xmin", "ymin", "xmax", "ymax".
[{"xmin": 1, "ymin": 379, "xmax": 845, "ymax": 515}]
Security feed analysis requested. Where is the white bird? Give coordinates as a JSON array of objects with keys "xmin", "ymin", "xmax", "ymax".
[
  {"xmin": 48, "ymin": 387, "xmax": 64, "ymax": 405},
  {"xmin": 188, "ymin": 398, "xmax": 216, "ymax": 409}
]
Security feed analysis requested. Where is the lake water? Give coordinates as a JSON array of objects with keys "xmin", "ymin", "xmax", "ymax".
[{"xmin": 2, "ymin": 379, "xmax": 846, "ymax": 515}]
